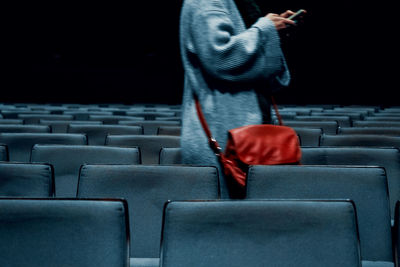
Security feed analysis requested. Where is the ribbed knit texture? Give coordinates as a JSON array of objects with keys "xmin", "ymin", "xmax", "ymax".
[{"xmin": 179, "ymin": 0, "xmax": 290, "ymax": 198}]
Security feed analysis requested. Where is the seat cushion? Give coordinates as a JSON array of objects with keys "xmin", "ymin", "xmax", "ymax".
[{"xmin": 130, "ymin": 258, "xmax": 159, "ymax": 267}]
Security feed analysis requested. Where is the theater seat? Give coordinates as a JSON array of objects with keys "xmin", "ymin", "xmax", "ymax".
[
  {"xmin": 159, "ymin": 147, "xmax": 181, "ymax": 164},
  {"xmin": 31, "ymin": 145, "xmax": 140, "ymax": 197},
  {"xmin": 118, "ymin": 120, "xmax": 180, "ymax": 135},
  {"xmin": 283, "ymin": 120, "xmax": 338, "ymax": 134},
  {"xmin": 157, "ymin": 126, "xmax": 181, "ymax": 136},
  {"xmin": 0, "ymin": 125, "xmax": 50, "ymax": 133},
  {"xmin": 0, "ymin": 133, "xmax": 87, "ymax": 162},
  {"xmin": 338, "ymin": 127, "xmax": 400, "ymax": 136},
  {"xmin": 246, "ymin": 165, "xmax": 393, "ymax": 266},
  {"xmin": 0, "ymin": 198, "xmax": 130, "ymax": 267},
  {"xmin": 301, "ymin": 147, "xmax": 400, "ymax": 221},
  {"xmin": 0, "ymin": 144, "xmax": 9, "ymax": 161},
  {"xmin": 292, "ymin": 127, "xmax": 322, "ymax": 146},
  {"xmin": 68, "ymin": 124, "xmax": 143, "ymax": 145},
  {"xmin": 39, "ymin": 120, "xmax": 102, "ymax": 133},
  {"xmin": 77, "ymin": 165, "xmax": 219, "ymax": 267},
  {"xmin": 320, "ymin": 134, "xmax": 400, "ymax": 148},
  {"xmin": 0, "ymin": 162, "xmax": 54, "ymax": 197},
  {"xmin": 106, "ymin": 135, "xmax": 180, "ymax": 164},
  {"xmin": 160, "ymin": 200, "xmax": 361, "ymax": 267}
]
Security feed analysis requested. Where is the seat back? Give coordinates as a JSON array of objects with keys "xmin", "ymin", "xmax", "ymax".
[
  {"xmin": 159, "ymin": 147, "xmax": 182, "ymax": 164},
  {"xmin": 31, "ymin": 145, "xmax": 140, "ymax": 197},
  {"xmin": 18, "ymin": 114, "xmax": 74, "ymax": 124},
  {"xmin": 338, "ymin": 127, "xmax": 400, "ymax": 136},
  {"xmin": 246, "ymin": 165, "xmax": 392, "ymax": 263},
  {"xmin": 0, "ymin": 162, "xmax": 54, "ymax": 197},
  {"xmin": 77, "ymin": 165, "xmax": 219, "ymax": 258},
  {"xmin": 0, "ymin": 125, "xmax": 50, "ymax": 133},
  {"xmin": 0, "ymin": 144, "xmax": 8, "ymax": 161},
  {"xmin": 283, "ymin": 120, "xmax": 338, "ymax": 134},
  {"xmin": 0, "ymin": 198, "xmax": 129, "ymax": 267},
  {"xmin": 106, "ymin": 135, "xmax": 180, "ymax": 164},
  {"xmin": 0, "ymin": 133, "xmax": 87, "ymax": 162},
  {"xmin": 68, "ymin": 124, "xmax": 143, "ymax": 145},
  {"xmin": 301, "ymin": 147, "xmax": 400, "ymax": 220},
  {"xmin": 292, "ymin": 127, "xmax": 322, "ymax": 146},
  {"xmin": 320, "ymin": 134, "xmax": 400, "ymax": 147},
  {"xmin": 118, "ymin": 120, "xmax": 180, "ymax": 135},
  {"xmin": 160, "ymin": 200, "xmax": 361, "ymax": 267},
  {"xmin": 39, "ymin": 120, "xmax": 102, "ymax": 133}
]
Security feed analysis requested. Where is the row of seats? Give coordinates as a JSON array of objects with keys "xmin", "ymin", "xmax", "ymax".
[
  {"xmin": 0, "ymin": 164, "xmax": 398, "ymax": 266},
  {"xmin": 0, "ymin": 198, "xmax": 376, "ymax": 267},
  {"xmin": 2, "ymin": 103, "xmax": 400, "ymax": 266}
]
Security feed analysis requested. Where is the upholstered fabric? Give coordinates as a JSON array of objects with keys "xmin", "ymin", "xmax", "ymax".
[
  {"xmin": 31, "ymin": 145, "xmax": 140, "ymax": 197},
  {"xmin": 247, "ymin": 165, "xmax": 393, "ymax": 263},
  {"xmin": 160, "ymin": 200, "xmax": 361, "ymax": 267},
  {"xmin": 0, "ymin": 199, "xmax": 130, "ymax": 267},
  {"xmin": 0, "ymin": 144, "xmax": 8, "ymax": 161},
  {"xmin": 68, "ymin": 124, "xmax": 143, "ymax": 145},
  {"xmin": 0, "ymin": 133, "xmax": 87, "ymax": 162},
  {"xmin": 118, "ymin": 120, "xmax": 180, "ymax": 135},
  {"xmin": 0, "ymin": 162, "xmax": 54, "ymax": 197},
  {"xmin": 320, "ymin": 134, "xmax": 400, "ymax": 147},
  {"xmin": 0, "ymin": 125, "xmax": 50, "ymax": 133},
  {"xmin": 292, "ymin": 127, "xmax": 322, "ymax": 146},
  {"xmin": 159, "ymin": 148, "xmax": 182, "ymax": 165},
  {"xmin": 77, "ymin": 165, "xmax": 219, "ymax": 259},
  {"xmin": 106, "ymin": 135, "xmax": 180, "ymax": 164},
  {"xmin": 301, "ymin": 147, "xmax": 400, "ymax": 219},
  {"xmin": 283, "ymin": 120, "xmax": 338, "ymax": 134},
  {"xmin": 338, "ymin": 127, "xmax": 400, "ymax": 136}
]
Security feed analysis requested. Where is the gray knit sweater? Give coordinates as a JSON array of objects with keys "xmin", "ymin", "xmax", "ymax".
[{"xmin": 180, "ymin": 0, "xmax": 290, "ymax": 198}]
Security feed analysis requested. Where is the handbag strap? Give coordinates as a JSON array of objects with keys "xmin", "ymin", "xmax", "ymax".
[
  {"xmin": 271, "ymin": 96, "xmax": 283, "ymax": 126},
  {"xmin": 194, "ymin": 96, "xmax": 223, "ymax": 156},
  {"xmin": 194, "ymin": 94, "xmax": 284, "ymax": 154}
]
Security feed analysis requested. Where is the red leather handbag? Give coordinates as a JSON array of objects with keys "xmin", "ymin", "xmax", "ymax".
[{"xmin": 195, "ymin": 96, "xmax": 301, "ymax": 195}]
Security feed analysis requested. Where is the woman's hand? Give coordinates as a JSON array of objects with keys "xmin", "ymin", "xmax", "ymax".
[{"xmin": 265, "ymin": 10, "xmax": 296, "ymax": 31}]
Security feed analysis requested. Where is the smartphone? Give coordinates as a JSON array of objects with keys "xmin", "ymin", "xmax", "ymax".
[{"xmin": 288, "ymin": 9, "xmax": 306, "ymax": 24}]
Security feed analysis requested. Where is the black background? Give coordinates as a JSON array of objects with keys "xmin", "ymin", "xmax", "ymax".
[{"xmin": 1, "ymin": 1, "xmax": 397, "ymax": 105}]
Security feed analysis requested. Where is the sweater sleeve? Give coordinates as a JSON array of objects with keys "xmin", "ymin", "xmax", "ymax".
[{"xmin": 188, "ymin": 9, "xmax": 290, "ymax": 86}]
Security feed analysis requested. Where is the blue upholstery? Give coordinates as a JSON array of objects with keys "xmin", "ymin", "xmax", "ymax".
[
  {"xmin": 106, "ymin": 135, "xmax": 180, "ymax": 164},
  {"xmin": 294, "ymin": 115, "xmax": 352, "ymax": 127},
  {"xmin": 159, "ymin": 147, "xmax": 182, "ymax": 164},
  {"xmin": 339, "ymin": 127, "xmax": 400, "ymax": 136},
  {"xmin": 395, "ymin": 201, "xmax": 400, "ymax": 267},
  {"xmin": 68, "ymin": 124, "xmax": 143, "ymax": 145},
  {"xmin": 157, "ymin": 126, "xmax": 181, "ymax": 136},
  {"xmin": 283, "ymin": 120, "xmax": 338, "ymax": 134},
  {"xmin": 292, "ymin": 127, "xmax": 322, "ymax": 146},
  {"xmin": 247, "ymin": 165, "xmax": 393, "ymax": 264},
  {"xmin": 0, "ymin": 144, "xmax": 9, "ymax": 161},
  {"xmin": 0, "ymin": 162, "xmax": 54, "ymax": 197},
  {"xmin": 31, "ymin": 145, "xmax": 140, "ymax": 197},
  {"xmin": 118, "ymin": 120, "xmax": 180, "ymax": 135},
  {"xmin": 353, "ymin": 121, "xmax": 400, "ymax": 128},
  {"xmin": 0, "ymin": 119, "xmax": 24, "ymax": 124},
  {"xmin": 0, "ymin": 133, "xmax": 87, "ymax": 162},
  {"xmin": 160, "ymin": 200, "xmax": 361, "ymax": 267},
  {"xmin": 18, "ymin": 114, "xmax": 74, "ymax": 124},
  {"xmin": 320, "ymin": 134, "xmax": 400, "ymax": 147},
  {"xmin": 39, "ymin": 120, "xmax": 102, "ymax": 133},
  {"xmin": 0, "ymin": 124, "xmax": 50, "ymax": 133},
  {"xmin": 88, "ymin": 115, "xmax": 144, "ymax": 124},
  {"xmin": 301, "ymin": 147, "xmax": 400, "ymax": 220},
  {"xmin": 77, "ymin": 165, "xmax": 219, "ymax": 263},
  {"xmin": 0, "ymin": 198, "xmax": 129, "ymax": 267}
]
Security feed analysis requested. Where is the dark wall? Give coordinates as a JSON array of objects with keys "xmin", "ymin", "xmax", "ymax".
[{"xmin": 1, "ymin": 1, "xmax": 397, "ymax": 105}]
